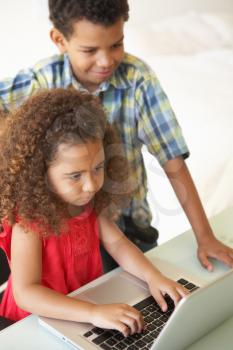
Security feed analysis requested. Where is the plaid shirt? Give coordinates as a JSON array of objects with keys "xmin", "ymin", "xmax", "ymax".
[{"xmin": 0, "ymin": 53, "xmax": 189, "ymax": 226}]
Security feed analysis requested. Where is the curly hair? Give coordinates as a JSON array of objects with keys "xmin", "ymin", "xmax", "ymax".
[
  {"xmin": 0, "ymin": 88, "xmax": 131, "ymax": 235},
  {"xmin": 48, "ymin": 0, "xmax": 129, "ymax": 38}
]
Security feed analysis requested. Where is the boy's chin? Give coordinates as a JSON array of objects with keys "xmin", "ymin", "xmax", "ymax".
[{"xmin": 89, "ymin": 71, "xmax": 113, "ymax": 84}]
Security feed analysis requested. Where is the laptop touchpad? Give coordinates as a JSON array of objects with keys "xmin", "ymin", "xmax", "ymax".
[{"xmin": 76, "ymin": 272, "xmax": 149, "ymax": 305}]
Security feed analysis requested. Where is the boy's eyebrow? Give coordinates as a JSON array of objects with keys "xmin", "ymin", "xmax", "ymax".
[
  {"xmin": 79, "ymin": 36, "xmax": 124, "ymax": 49},
  {"xmin": 64, "ymin": 160, "xmax": 105, "ymax": 176}
]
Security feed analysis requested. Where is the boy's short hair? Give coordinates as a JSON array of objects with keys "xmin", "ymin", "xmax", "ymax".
[{"xmin": 48, "ymin": 0, "xmax": 129, "ymax": 38}]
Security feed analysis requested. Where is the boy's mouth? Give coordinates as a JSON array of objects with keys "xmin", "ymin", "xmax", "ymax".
[{"xmin": 92, "ymin": 70, "xmax": 113, "ymax": 78}]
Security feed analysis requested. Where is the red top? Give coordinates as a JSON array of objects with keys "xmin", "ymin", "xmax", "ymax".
[{"xmin": 0, "ymin": 207, "xmax": 103, "ymax": 321}]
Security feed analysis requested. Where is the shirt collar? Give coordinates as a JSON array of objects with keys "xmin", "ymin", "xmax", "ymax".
[
  {"xmin": 63, "ymin": 54, "xmax": 73, "ymax": 88},
  {"xmin": 107, "ymin": 61, "xmax": 132, "ymax": 90}
]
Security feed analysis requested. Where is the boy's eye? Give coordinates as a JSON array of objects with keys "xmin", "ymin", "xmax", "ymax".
[
  {"xmin": 81, "ymin": 48, "xmax": 96, "ymax": 54},
  {"xmin": 112, "ymin": 42, "xmax": 123, "ymax": 49}
]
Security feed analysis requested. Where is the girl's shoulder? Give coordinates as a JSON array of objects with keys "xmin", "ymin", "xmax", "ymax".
[{"xmin": 0, "ymin": 217, "xmax": 41, "ymax": 243}]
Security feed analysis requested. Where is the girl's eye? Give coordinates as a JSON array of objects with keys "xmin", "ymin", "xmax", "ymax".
[
  {"xmin": 70, "ymin": 174, "xmax": 81, "ymax": 181},
  {"xmin": 95, "ymin": 165, "xmax": 104, "ymax": 172}
]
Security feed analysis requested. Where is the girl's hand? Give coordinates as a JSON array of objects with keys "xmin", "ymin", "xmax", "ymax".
[
  {"xmin": 90, "ymin": 303, "xmax": 145, "ymax": 337},
  {"xmin": 147, "ymin": 272, "xmax": 189, "ymax": 312}
]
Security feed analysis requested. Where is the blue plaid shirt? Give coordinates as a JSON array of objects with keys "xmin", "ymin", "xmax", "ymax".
[{"xmin": 0, "ymin": 53, "xmax": 189, "ymax": 226}]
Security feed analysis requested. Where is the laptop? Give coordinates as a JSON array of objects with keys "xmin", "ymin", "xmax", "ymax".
[{"xmin": 39, "ymin": 256, "xmax": 233, "ymax": 350}]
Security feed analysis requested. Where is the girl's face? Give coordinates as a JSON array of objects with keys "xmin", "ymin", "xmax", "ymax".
[{"xmin": 47, "ymin": 140, "xmax": 105, "ymax": 207}]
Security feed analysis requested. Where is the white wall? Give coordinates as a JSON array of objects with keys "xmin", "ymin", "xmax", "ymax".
[
  {"xmin": 0, "ymin": 0, "xmax": 52, "ymax": 77},
  {"xmin": 128, "ymin": 0, "xmax": 233, "ymax": 23}
]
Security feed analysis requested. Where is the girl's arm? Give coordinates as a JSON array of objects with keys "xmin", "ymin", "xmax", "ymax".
[
  {"xmin": 99, "ymin": 215, "xmax": 188, "ymax": 312},
  {"xmin": 11, "ymin": 224, "xmax": 143, "ymax": 336},
  {"xmin": 11, "ymin": 224, "xmax": 95, "ymax": 322}
]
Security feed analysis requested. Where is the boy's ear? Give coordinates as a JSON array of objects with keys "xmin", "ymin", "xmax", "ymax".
[{"xmin": 50, "ymin": 28, "xmax": 68, "ymax": 54}]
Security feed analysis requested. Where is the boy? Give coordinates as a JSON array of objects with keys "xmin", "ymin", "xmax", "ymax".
[{"xmin": 0, "ymin": 0, "xmax": 233, "ymax": 272}]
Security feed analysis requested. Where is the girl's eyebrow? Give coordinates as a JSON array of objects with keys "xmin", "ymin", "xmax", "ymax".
[
  {"xmin": 79, "ymin": 36, "xmax": 124, "ymax": 49},
  {"xmin": 64, "ymin": 160, "xmax": 105, "ymax": 176}
]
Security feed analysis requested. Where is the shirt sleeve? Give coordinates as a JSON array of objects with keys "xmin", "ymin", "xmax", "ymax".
[
  {"xmin": 135, "ymin": 69, "xmax": 190, "ymax": 166},
  {"xmin": 0, "ymin": 219, "xmax": 13, "ymax": 261},
  {"xmin": 0, "ymin": 68, "xmax": 49, "ymax": 112}
]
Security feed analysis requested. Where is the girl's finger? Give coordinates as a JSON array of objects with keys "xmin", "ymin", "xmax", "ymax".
[
  {"xmin": 153, "ymin": 291, "xmax": 167, "ymax": 312},
  {"xmin": 115, "ymin": 321, "xmax": 130, "ymax": 337},
  {"xmin": 167, "ymin": 289, "xmax": 183, "ymax": 307},
  {"xmin": 125, "ymin": 310, "xmax": 145, "ymax": 333},
  {"xmin": 177, "ymin": 285, "xmax": 189, "ymax": 298},
  {"xmin": 120, "ymin": 316, "xmax": 138, "ymax": 334}
]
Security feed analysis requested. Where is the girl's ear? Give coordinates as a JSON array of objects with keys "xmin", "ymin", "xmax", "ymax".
[{"xmin": 50, "ymin": 28, "xmax": 68, "ymax": 54}]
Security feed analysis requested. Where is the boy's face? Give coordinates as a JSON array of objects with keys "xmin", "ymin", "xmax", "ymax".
[{"xmin": 51, "ymin": 18, "xmax": 125, "ymax": 92}]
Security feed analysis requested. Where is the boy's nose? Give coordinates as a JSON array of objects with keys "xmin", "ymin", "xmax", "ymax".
[{"xmin": 96, "ymin": 53, "xmax": 114, "ymax": 68}]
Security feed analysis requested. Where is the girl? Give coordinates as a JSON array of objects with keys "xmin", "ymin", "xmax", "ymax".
[{"xmin": 0, "ymin": 89, "xmax": 188, "ymax": 336}]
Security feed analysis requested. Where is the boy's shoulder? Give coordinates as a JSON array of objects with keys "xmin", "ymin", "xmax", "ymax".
[
  {"xmin": 32, "ymin": 53, "xmax": 67, "ymax": 73},
  {"xmin": 0, "ymin": 54, "xmax": 67, "ymax": 87}
]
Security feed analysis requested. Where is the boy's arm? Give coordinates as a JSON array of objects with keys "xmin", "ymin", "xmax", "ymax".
[
  {"xmin": 163, "ymin": 157, "xmax": 233, "ymax": 270},
  {"xmin": 132, "ymin": 61, "xmax": 232, "ymax": 269}
]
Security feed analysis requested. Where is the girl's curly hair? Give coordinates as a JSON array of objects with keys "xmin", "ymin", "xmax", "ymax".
[
  {"xmin": 0, "ymin": 88, "xmax": 131, "ymax": 235},
  {"xmin": 48, "ymin": 0, "xmax": 129, "ymax": 38}
]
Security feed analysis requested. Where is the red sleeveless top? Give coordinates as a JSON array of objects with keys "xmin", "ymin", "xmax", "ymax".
[{"xmin": 0, "ymin": 207, "xmax": 103, "ymax": 321}]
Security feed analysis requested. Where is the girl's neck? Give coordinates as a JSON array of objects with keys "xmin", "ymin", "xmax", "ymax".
[{"xmin": 67, "ymin": 204, "xmax": 84, "ymax": 218}]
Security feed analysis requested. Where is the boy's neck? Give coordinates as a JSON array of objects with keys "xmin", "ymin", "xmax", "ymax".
[{"xmin": 81, "ymin": 81, "xmax": 100, "ymax": 93}]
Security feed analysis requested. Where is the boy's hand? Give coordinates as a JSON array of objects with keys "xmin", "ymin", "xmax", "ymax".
[
  {"xmin": 197, "ymin": 236, "xmax": 233, "ymax": 271},
  {"xmin": 90, "ymin": 303, "xmax": 145, "ymax": 337},
  {"xmin": 147, "ymin": 273, "xmax": 189, "ymax": 312}
]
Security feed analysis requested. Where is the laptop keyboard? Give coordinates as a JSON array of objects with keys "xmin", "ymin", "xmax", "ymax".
[{"xmin": 83, "ymin": 279, "xmax": 199, "ymax": 349}]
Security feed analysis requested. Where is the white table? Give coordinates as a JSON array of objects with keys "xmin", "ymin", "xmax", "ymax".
[{"xmin": 1, "ymin": 207, "xmax": 233, "ymax": 350}]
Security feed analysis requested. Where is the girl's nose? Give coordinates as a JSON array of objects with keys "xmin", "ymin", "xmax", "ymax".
[{"xmin": 82, "ymin": 174, "xmax": 97, "ymax": 193}]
